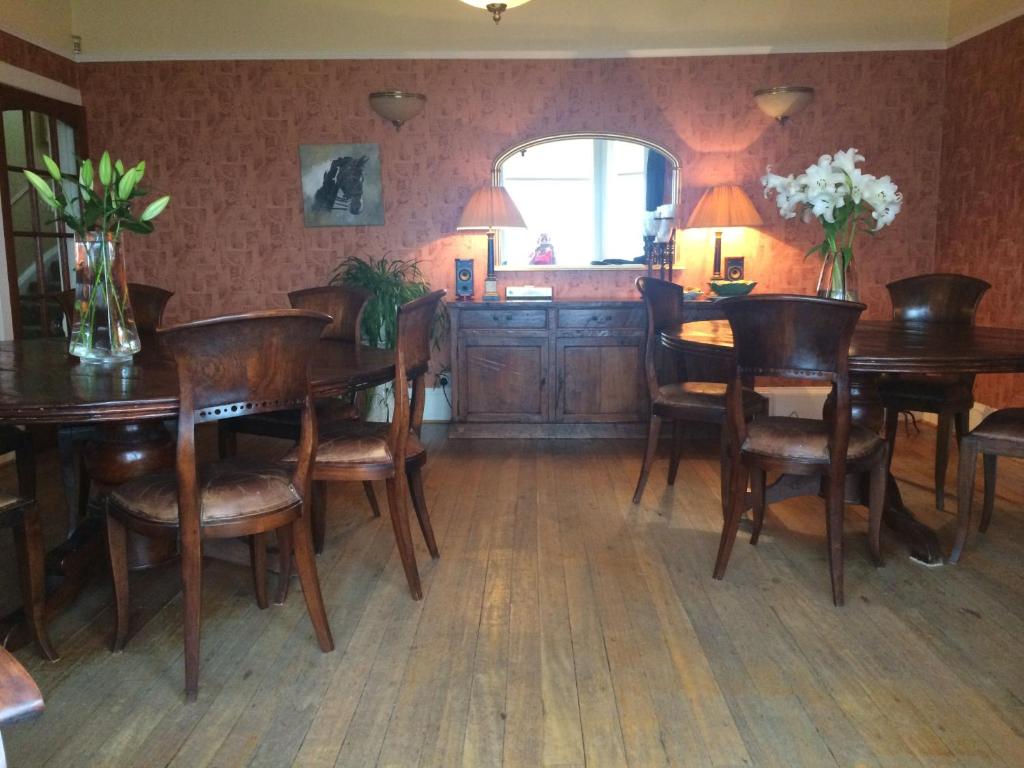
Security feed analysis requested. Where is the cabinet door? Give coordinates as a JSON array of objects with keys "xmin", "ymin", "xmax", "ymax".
[
  {"xmin": 457, "ymin": 336, "xmax": 549, "ymax": 422},
  {"xmin": 555, "ymin": 336, "xmax": 645, "ymax": 423}
]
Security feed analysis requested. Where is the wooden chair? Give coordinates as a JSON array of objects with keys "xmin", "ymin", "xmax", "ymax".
[
  {"xmin": 282, "ymin": 290, "xmax": 446, "ymax": 600},
  {"xmin": 950, "ymin": 408, "xmax": 1024, "ymax": 563},
  {"xmin": 0, "ymin": 427, "xmax": 58, "ymax": 661},
  {"xmin": 106, "ymin": 310, "xmax": 335, "ymax": 700},
  {"xmin": 633, "ymin": 277, "xmax": 767, "ymax": 505},
  {"xmin": 56, "ymin": 283, "xmax": 175, "ymax": 530},
  {"xmin": 218, "ymin": 285, "xmax": 379, "ymax": 549},
  {"xmin": 713, "ymin": 295, "xmax": 888, "ymax": 606},
  {"xmin": 0, "ymin": 646, "xmax": 44, "ymax": 765},
  {"xmin": 878, "ymin": 274, "xmax": 990, "ymax": 510}
]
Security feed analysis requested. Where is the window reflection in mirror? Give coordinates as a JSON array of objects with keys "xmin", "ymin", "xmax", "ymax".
[{"xmin": 495, "ymin": 134, "xmax": 677, "ymax": 270}]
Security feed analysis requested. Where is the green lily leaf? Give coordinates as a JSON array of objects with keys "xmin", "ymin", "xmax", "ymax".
[
  {"xmin": 98, "ymin": 152, "xmax": 112, "ymax": 186},
  {"xmin": 120, "ymin": 219, "xmax": 154, "ymax": 235},
  {"xmin": 42, "ymin": 154, "xmax": 63, "ymax": 182},
  {"xmin": 139, "ymin": 195, "xmax": 170, "ymax": 222},
  {"xmin": 133, "ymin": 161, "xmax": 145, "ymax": 182},
  {"xmin": 114, "ymin": 159, "xmax": 126, "ymax": 175}
]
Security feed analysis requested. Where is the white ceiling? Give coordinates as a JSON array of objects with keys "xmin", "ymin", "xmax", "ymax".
[{"xmin": 2, "ymin": 0, "xmax": 1023, "ymax": 61}]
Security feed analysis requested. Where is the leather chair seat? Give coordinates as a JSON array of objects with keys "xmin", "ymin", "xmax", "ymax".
[
  {"xmin": 970, "ymin": 408, "xmax": 1024, "ymax": 442},
  {"xmin": 742, "ymin": 417, "xmax": 884, "ymax": 463},
  {"xmin": 878, "ymin": 374, "xmax": 973, "ymax": 411},
  {"xmin": 110, "ymin": 461, "xmax": 300, "ymax": 525},
  {"xmin": 281, "ymin": 422, "xmax": 426, "ymax": 468},
  {"xmin": 654, "ymin": 382, "xmax": 766, "ymax": 420}
]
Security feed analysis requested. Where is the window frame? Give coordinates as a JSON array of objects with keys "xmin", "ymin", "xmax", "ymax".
[
  {"xmin": 0, "ymin": 83, "xmax": 88, "ymax": 339},
  {"xmin": 492, "ymin": 132, "xmax": 679, "ymax": 272}
]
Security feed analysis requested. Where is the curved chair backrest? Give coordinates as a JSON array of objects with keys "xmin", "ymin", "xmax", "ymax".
[
  {"xmin": 721, "ymin": 295, "xmax": 865, "ymax": 382},
  {"xmin": 288, "ymin": 285, "xmax": 373, "ymax": 342},
  {"xmin": 721, "ymin": 294, "xmax": 866, "ymax": 471},
  {"xmin": 636, "ymin": 276, "xmax": 684, "ymax": 400},
  {"xmin": 392, "ymin": 290, "xmax": 446, "ymax": 447},
  {"xmin": 159, "ymin": 310, "xmax": 330, "ymax": 532},
  {"xmin": 887, "ymin": 273, "xmax": 990, "ymax": 325},
  {"xmin": 57, "ymin": 282, "xmax": 174, "ymax": 334}
]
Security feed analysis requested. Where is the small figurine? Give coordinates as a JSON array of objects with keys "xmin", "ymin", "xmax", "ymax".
[{"xmin": 529, "ymin": 233, "xmax": 555, "ymax": 266}]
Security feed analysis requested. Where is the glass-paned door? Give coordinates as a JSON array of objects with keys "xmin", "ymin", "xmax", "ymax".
[{"xmin": 0, "ymin": 85, "xmax": 86, "ymax": 339}]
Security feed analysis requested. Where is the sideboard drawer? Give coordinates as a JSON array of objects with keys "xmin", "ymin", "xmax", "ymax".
[
  {"xmin": 557, "ymin": 308, "xmax": 644, "ymax": 329},
  {"xmin": 459, "ymin": 308, "xmax": 549, "ymax": 329}
]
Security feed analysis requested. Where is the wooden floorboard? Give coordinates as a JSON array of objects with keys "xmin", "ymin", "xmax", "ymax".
[{"xmin": 2, "ymin": 422, "xmax": 1024, "ymax": 767}]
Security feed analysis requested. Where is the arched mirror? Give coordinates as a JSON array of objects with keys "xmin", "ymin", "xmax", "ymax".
[{"xmin": 494, "ymin": 133, "xmax": 678, "ymax": 270}]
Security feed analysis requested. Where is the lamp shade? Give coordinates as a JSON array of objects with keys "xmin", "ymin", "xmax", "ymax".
[
  {"xmin": 457, "ymin": 186, "xmax": 527, "ymax": 230},
  {"xmin": 685, "ymin": 185, "xmax": 763, "ymax": 230},
  {"xmin": 369, "ymin": 91, "xmax": 426, "ymax": 129}
]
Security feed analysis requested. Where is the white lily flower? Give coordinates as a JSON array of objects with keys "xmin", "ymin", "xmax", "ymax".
[{"xmin": 832, "ymin": 148, "xmax": 865, "ymax": 176}]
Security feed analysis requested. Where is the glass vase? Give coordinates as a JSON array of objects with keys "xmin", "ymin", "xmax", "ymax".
[
  {"xmin": 68, "ymin": 233, "xmax": 141, "ymax": 363},
  {"xmin": 816, "ymin": 249, "xmax": 859, "ymax": 302}
]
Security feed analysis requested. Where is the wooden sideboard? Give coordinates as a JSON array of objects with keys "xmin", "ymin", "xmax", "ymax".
[{"xmin": 447, "ymin": 298, "xmax": 723, "ymax": 438}]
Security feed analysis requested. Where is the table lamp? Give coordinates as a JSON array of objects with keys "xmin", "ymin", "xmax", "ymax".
[
  {"xmin": 457, "ymin": 185, "xmax": 526, "ymax": 301},
  {"xmin": 684, "ymin": 185, "xmax": 763, "ymax": 279}
]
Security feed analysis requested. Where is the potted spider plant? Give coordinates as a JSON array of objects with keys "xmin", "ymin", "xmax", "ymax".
[
  {"xmin": 23, "ymin": 151, "xmax": 170, "ymax": 363},
  {"xmin": 330, "ymin": 253, "xmax": 447, "ymax": 419}
]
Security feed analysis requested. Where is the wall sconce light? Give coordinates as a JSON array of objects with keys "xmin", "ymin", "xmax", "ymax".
[
  {"xmin": 459, "ymin": 0, "xmax": 533, "ymax": 23},
  {"xmin": 753, "ymin": 86, "xmax": 815, "ymax": 125},
  {"xmin": 369, "ymin": 91, "xmax": 427, "ymax": 130}
]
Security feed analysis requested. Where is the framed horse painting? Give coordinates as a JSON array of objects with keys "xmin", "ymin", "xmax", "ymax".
[{"xmin": 299, "ymin": 143, "xmax": 385, "ymax": 227}]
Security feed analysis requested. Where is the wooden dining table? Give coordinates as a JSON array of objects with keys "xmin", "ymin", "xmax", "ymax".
[
  {"xmin": 0, "ymin": 336, "xmax": 397, "ymax": 626},
  {"xmin": 662, "ymin": 318, "xmax": 1024, "ymax": 564}
]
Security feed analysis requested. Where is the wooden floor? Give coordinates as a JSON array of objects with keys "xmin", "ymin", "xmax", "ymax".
[{"xmin": 2, "ymin": 422, "xmax": 1024, "ymax": 767}]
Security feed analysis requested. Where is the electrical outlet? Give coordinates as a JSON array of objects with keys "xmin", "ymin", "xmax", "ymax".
[{"xmin": 436, "ymin": 372, "xmax": 450, "ymax": 388}]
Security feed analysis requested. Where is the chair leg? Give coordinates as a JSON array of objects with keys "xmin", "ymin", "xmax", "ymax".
[
  {"xmin": 749, "ymin": 468, "xmax": 766, "ymax": 545},
  {"xmin": 408, "ymin": 466, "xmax": 439, "ymax": 559},
  {"xmin": 713, "ymin": 460, "xmax": 749, "ymax": 580},
  {"xmin": 12, "ymin": 506, "xmax": 58, "ymax": 661},
  {"xmin": 106, "ymin": 513, "xmax": 131, "ymax": 652},
  {"xmin": 290, "ymin": 510, "xmax": 334, "ymax": 652},
  {"xmin": 181, "ymin": 532, "xmax": 203, "ymax": 701},
  {"xmin": 274, "ymin": 525, "xmax": 293, "ymax": 605},
  {"xmin": 719, "ymin": 428, "xmax": 731, "ymax": 522},
  {"xmin": 386, "ymin": 475, "xmax": 423, "ymax": 600},
  {"xmin": 950, "ymin": 438, "xmax": 979, "ymax": 564},
  {"xmin": 363, "ymin": 481, "xmax": 381, "ymax": 518},
  {"xmin": 935, "ymin": 412, "xmax": 953, "ymax": 511},
  {"xmin": 217, "ymin": 424, "xmax": 237, "ymax": 459},
  {"xmin": 883, "ymin": 407, "xmax": 899, "ymax": 477},
  {"xmin": 824, "ymin": 478, "xmax": 846, "ymax": 607},
  {"xmin": 667, "ymin": 420, "xmax": 683, "ymax": 486},
  {"xmin": 632, "ymin": 414, "xmax": 662, "ymax": 504},
  {"xmin": 868, "ymin": 450, "xmax": 887, "ymax": 567},
  {"xmin": 310, "ymin": 480, "xmax": 327, "ymax": 554},
  {"xmin": 980, "ymin": 453, "xmax": 997, "ymax": 533},
  {"xmin": 249, "ymin": 533, "xmax": 269, "ymax": 610},
  {"xmin": 954, "ymin": 410, "xmax": 969, "ymax": 446}
]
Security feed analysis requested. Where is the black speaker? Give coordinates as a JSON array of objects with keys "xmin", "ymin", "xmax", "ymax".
[
  {"xmin": 455, "ymin": 258, "xmax": 474, "ymax": 300},
  {"xmin": 724, "ymin": 256, "xmax": 745, "ymax": 281}
]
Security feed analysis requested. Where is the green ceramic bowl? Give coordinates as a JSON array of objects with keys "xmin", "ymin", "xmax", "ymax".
[{"xmin": 709, "ymin": 279, "xmax": 757, "ymax": 297}]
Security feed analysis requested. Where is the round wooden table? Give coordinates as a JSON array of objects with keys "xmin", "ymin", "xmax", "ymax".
[
  {"xmin": 662, "ymin": 319, "xmax": 1024, "ymax": 564},
  {"xmin": 0, "ymin": 337, "xmax": 396, "ymax": 425},
  {"xmin": 0, "ymin": 337, "xmax": 397, "ymax": 623}
]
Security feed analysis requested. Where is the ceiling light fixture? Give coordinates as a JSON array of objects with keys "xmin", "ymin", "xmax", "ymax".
[
  {"xmin": 368, "ymin": 91, "xmax": 427, "ymax": 130},
  {"xmin": 459, "ymin": 0, "xmax": 533, "ymax": 24},
  {"xmin": 753, "ymin": 86, "xmax": 815, "ymax": 125}
]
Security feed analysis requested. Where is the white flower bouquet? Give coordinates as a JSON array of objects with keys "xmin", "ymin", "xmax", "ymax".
[{"xmin": 761, "ymin": 149, "xmax": 902, "ymax": 300}]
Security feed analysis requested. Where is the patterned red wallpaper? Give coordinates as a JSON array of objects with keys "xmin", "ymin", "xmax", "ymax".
[
  {"xmin": 0, "ymin": 28, "xmax": 78, "ymax": 87},
  {"xmin": 937, "ymin": 15, "xmax": 1024, "ymax": 408},
  {"xmin": 76, "ymin": 51, "xmax": 944, "ymax": 339}
]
